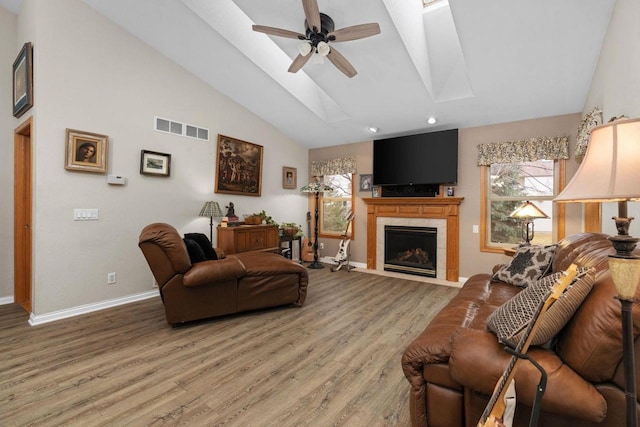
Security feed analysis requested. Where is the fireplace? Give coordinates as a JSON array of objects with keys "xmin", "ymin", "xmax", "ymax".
[
  {"xmin": 363, "ymin": 197, "xmax": 462, "ymax": 282},
  {"xmin": 384, "ymin": 226, "xmax": 437, "ymax": 277}
]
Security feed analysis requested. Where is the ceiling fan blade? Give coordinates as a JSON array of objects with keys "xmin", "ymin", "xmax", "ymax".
[
  {"xmin": 252, "ymin": 25, "xmax": 306, "ymax": 40},
  {"xmin": 302, "ymin": 0, "xmax": 321, "ymax": 31},
  {"xmin": 328, "ymin": 23, "xmax": 381, "ymax": 42},
  {"xmin": 288, "ymin": 53, "xmax": 313, "ymax": 74},
  {"xmin": 326, "ymin": 47, "xmax": 357, "ymax": 78}
]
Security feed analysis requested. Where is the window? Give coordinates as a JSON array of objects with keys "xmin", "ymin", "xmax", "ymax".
[
  {"xmin": 319, "ymin": 174, "xmax": 354, "ymax": 238},
  {"xmin": 481, "ymin": 159, "xmax": 565, "ymax": 252}
]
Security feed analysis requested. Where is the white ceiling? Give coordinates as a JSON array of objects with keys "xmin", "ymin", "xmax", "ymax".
[{"xmin": 1, "ymin": 0, "xmax": 615, "ymax": 148}]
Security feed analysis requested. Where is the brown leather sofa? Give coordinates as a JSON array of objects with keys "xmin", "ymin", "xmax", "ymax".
[
  {"xmin": 402, "ymin": 232, "xmax": 640, "ymax": 427},
  {"xmin": 139, "ymin": 223, "xmax": 308, "ymax": 325}
]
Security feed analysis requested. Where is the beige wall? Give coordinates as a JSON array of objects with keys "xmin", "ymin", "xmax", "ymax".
[
  {"xmin": 0, "ymin": 7, "xmax": 17, "ymax": 301},
  {"xmin": 310, "ymin": 113, "xmax": 583, "ymax": 279},
  {"xmin": 2, "ymin": 0, "xmax": 309, "ymax": 317},
  {"xmin": 584, "ymin": 0, "xmax": 640, "ymax": 235}
]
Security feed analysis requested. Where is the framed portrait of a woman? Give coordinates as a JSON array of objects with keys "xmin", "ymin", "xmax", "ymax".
[{"xmin": 64, "ymin": 128, "xmax": 109, "ymax": 174}]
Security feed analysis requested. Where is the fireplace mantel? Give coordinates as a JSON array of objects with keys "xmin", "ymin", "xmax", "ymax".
[{"xmin": 363, "ymin": 197, "xmax": 463, "ymax": 282}]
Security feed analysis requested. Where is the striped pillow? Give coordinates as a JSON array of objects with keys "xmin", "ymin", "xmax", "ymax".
[{"xmin": 487, "ymin": 267, "xmax": 594, "ymax": 346}]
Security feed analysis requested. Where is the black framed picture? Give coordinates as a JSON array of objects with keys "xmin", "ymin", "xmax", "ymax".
[
  {"xmin": 360, "ymin": 174, "xmax": 373, "ymax": 191},
  {"xmin": 140, "ymin": 150, "xmax": 171, "ymax": 177},
  {"xmin": 13, "ymin": 42, "xmax": 33, "ymax": 118}
]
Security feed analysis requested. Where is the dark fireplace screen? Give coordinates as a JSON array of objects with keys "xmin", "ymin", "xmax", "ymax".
[{"xmin": 384, "ymin": 225, "xmax": 437, "ymax": 277}]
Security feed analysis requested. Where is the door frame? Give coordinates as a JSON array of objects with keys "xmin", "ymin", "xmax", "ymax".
[{"xmin": 14, "ymin": 117, "xmax": 33, "ymax": 313}]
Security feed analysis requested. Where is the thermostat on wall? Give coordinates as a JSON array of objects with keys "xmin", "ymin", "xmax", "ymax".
[{"xmin": 107, "ymin": 175, "xmax": 126, "ymax": 185}]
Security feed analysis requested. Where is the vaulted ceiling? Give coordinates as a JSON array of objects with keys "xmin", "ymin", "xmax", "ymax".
[{"xmin": 1, "ymin": 0, "xmax": 615, "ymax": 147}]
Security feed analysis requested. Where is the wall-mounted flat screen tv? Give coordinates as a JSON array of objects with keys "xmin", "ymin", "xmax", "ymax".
[{"xmin": 373, "ymin": 129, "xmax": 458, "ymax": 186}]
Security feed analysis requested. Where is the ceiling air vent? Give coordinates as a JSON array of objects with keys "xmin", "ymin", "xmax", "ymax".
[{"xmin": 154, "ymin": 116, "xmax": 209, "ymax": 141}]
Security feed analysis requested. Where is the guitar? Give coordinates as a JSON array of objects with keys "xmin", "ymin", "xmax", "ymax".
[
  {"xmin": 301, "ymin": 211, "xmax": 315, "ymax": 262},
  {"xmin": 477, "ymin": 263, "xmax": 579, "ymax": 427},
  {"xmin": 331, "ymin": 211, "xmax": 355, "ymax": 272}
]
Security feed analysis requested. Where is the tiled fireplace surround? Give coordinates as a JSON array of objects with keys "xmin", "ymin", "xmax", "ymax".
[{"xmin": 363, "ymin": 197, "xmax": 463, "ymax": 282}]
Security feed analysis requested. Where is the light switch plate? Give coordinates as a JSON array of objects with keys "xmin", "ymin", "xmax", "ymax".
[{"xmin": 74, "ymin": 209, "xmax": 99, "ymax": 221}]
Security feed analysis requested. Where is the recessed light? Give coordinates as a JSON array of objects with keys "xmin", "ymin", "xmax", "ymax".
[
  {"xmin": 368, "ymin": 127, "xmax": 379, "ymax": 133},
  {"xmin": 427, "ymin": 117, "xmax": 437, "ymax": 125}
]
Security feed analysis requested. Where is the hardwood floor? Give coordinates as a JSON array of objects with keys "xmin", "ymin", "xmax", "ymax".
[{"xmin": 0, "ymin": 267, "xmax": 458, "ymax": 426}]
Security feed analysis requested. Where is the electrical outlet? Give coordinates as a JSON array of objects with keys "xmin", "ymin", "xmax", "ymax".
[
  {"xmin": 107, "ymin": 272, "xmax": 116, "ymax": 284},
  {"xmin": 319, "ymin": 242, "xmax": 324, "ymax": 250},
  {"xmin": 472, "ymin": 225, "xmax": 479, "ymax": 234},
  {"xmin": 152, "ymin": 276, "xmax": 158, "ymax": 288}
]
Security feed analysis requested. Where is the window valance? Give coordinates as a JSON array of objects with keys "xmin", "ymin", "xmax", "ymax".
[
  {"xmin": 477, "ymin": 136, "xmax": 569, "ymax": 166},
  {"xmin": 311, "ymin": 156, "xmax": 357, "ymax": 176}
]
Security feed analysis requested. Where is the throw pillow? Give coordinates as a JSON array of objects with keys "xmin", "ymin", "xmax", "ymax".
[
  {"xmin": 184, "ymin": 233, "xmax": 217, "ymax": 260},
  {"xmin": 492, "ymin": 244, "xmax": 556, "ymax": 288},
  {"xmin": 486, "ymin": 266, "xmax": 594, "ymax": 346},
  {"xmin": 184, "ymin": 238, "xmax": 207, "ymax": 264}
]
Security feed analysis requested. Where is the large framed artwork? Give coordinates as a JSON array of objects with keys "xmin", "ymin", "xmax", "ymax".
[
  {"xmin": 215, "ymin": 134, "xmax": 263, "ymax": 197},
  {"xmin": 64, "ymin": 128, "xmax": 108, "ymax": 174},
  {"xmin": 13, "ymin": 42, "xmax": 33, "ymax": 118}
]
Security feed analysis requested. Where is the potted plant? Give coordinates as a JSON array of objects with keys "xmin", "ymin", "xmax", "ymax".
[
  {"xmin": 245, "ymin": 210, "xmax": 277, "ymax": 226},
  {"xmin": 280, "ymin": 222, "xmax": 302, "ymax": 237}
]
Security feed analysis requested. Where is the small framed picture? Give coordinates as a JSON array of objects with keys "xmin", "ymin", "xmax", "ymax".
[
  {"xmin": 64, "ymin": 128, "xmax": 108, "ymax": 174},
  {"xmin": 140, "ymin": 150, "xmax": 171, "ymax": 177},
  {"xmin": 372, "ymin": 186, "xmax": 381, "ymax": 198},
  {"xmin": 360, "ymin": 174, "xmax": 373, "ymax": 191},
  {"xmin": 13, "ymin": 42, "xmax": 33, "ymax": 118},
  {"xmin": 283, "ymin": 166, "xmax": 297, "ymax": 189}
]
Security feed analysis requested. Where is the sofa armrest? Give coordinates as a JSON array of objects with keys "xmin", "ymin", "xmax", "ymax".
[
  {"xmin": 449, "ymin": 327, "xmax": 606, "ymax": 423},
  {"xmin": 182, "ymin": 257, "xmax": 245, "ymax": 287}
]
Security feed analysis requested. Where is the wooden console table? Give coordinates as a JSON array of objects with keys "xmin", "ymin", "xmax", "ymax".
[
  {"xmin": 363, "ymin": 197, "xmax": 463, "ymax": 282},
  {"xmin": 217, "ymin": 224, "xmax": 279, "ymax": 255}
]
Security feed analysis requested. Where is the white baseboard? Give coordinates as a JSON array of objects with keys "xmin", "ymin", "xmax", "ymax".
[
  {"xmin": 0, "ymin": 296, "xmax": 14, "ymax": 305},
  {"xmin": 28, "ymin": 290, "xmax": 160, "ymax": 326}
]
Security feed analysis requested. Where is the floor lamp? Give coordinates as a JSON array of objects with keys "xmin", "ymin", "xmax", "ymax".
[
  {"xmin": 301, "ymin": 179, "xmax": 333, "ymax": 269},
  {"xmin": 199, "ymin": 201, "xmax": 223, "ymax": 243},
  {"xmin": 555, "ymin": 117, "xmax": 640, "ymax": 427}
]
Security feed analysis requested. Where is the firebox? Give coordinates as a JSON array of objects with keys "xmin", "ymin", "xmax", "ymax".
[{"xmin": 384, "ymin": 225, "xmax": 437, "ymax": 277}]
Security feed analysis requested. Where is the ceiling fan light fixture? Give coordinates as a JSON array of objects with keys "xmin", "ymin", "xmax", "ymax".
[
  {"xmin": 316, "ymin": 41, "xmax": 331, "ymax": 57},
  {"xmin": 298, "ymin": 42, "xmax": 312, "ymax": 56}
]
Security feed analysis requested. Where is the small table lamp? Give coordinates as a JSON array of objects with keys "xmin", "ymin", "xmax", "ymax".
[
  {"xmin": 509, "ymin": 200, "xmax": 549, "ymax": 244},
  {"xmin": 555, "ymin": 117, "xmax": 640, "ymax": 427},
  {"xmin": 301, "ymin": 178, "xmax": 333, "ymax": 269},
  {"xmin": 199, "ymin": 201, "xmax": 223, "ymax": 243}
]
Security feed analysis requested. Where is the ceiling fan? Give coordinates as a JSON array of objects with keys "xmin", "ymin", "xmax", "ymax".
[{"xmin": 252, "ymin": 0, "xmax": 381, "ymax": 78}]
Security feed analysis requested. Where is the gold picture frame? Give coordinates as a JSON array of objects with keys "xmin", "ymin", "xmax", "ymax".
[
  {"xmin": 64, "ymin": 128, "xmax": 108, "ymax": 174},
  {"xmin": 215, "ymin": 134, "xmax": 263, "ymax": 197},
  {"xmin": 283, "ymin": 166, "xmax": 297, "ymax": 189}
]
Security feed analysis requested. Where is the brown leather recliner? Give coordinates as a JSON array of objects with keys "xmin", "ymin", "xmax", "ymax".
[{"xmin": 138, "ymin": 223, "xmax": 308, "ymax": 325}]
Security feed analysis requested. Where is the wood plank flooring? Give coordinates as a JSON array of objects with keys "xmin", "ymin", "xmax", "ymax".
[{"xmin": 0, "ymin": 267, "xmax": 458, "ymax": 426}]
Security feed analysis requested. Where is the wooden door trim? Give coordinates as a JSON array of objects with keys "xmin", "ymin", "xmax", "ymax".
[{"xmin": 14, "ymin": 117, "xmax": 33, "ymax": 313}]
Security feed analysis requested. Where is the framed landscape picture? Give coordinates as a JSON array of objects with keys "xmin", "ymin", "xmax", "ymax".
[
  {"xmin": 13, "ymin": 42, "xmax": 33, "ymax": 118},
  {"xmin": 140, "ymin": 150, "xmax": 171, "ymax": 176},
  {"xmin": 64, "ymin": 128, "xmax": 108, "ymax": 174},
  {"xmin": 215, "ymin": 134, "xmax": 263, "ymax": 197},
  {"xmin": 282, "ymin": 166, "xmax": 297, "ymax": 189}
]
